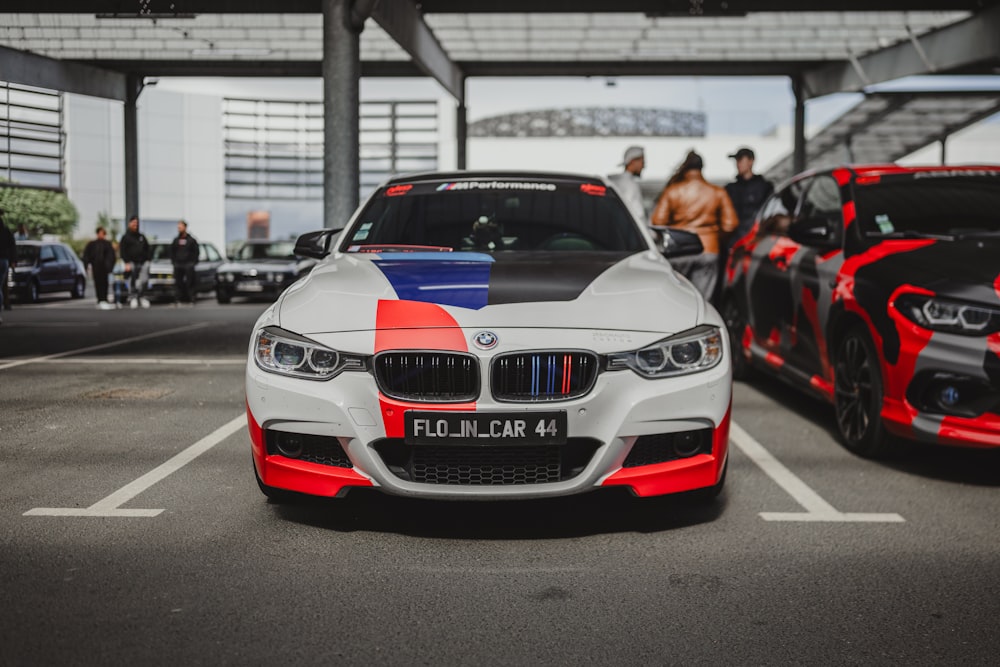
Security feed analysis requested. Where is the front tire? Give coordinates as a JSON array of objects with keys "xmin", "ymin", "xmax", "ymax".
[
  {"xmin": 70, "ymin": 276, "xmax": 86, "ymax": 299},
  {"xmin": 833, "ymin": 327, "xmax": 893, "ymax": 458},
  {"xmin": 721, "ymin": 297, "xmax": 752, "ymax": 381}
]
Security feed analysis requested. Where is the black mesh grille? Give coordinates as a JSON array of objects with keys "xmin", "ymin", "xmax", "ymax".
[
  {"xmin": 265, "ymin": 431, "xmax": 353, "ymax": 468},
  {"xmin": 623, "ymin": 429, "xmax": 712, "ymax": 468},
  {"xmin": 372, "ymin": 438, "xmax": 600, "ymax": 486},
  {"xmin": 491, "ymin": 351, "xmax": 599, "ymax": 402},
  {"xmin": 374, "ymin": 352, "xmax": 479, "ymax": 402}
]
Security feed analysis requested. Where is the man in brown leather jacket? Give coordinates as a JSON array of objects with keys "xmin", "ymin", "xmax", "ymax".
[{"xmin": 651, "ymin": 151, "xmax": 738, "ymax": 302}]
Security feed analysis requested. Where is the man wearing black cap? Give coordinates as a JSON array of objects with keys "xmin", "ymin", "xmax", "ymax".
[{"xmin": 725, "ymin": 147, "xmax": 773, "ymax": 243}]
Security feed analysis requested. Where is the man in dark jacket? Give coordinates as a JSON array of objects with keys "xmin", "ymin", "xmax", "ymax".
[
  {"xmin": 169, "ymin": 220, "xmax": 200, "ymax": 305},
  {"xmin": 82, "ymin": 227, "xmax": 117, "ymax": 310},
  {"xmin": 724, "ymin": 147, "xmax": 774, "ymax": 243},
  {"xmin": 0, "ymin": 211, "xmax": 16, "ymax": 323},
  {"xmin": 119, "ymin": 215, "xmax": 151, "ymax": 309}
]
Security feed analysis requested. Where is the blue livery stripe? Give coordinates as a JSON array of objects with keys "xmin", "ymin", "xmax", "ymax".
[{"xmin": 373, "ymin": 255, "xmax": 494, "ymax": 310}]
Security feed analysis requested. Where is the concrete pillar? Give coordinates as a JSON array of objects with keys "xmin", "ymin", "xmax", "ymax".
[
  {"xmin": 124, "ymin": 74, "xmax": 141, "ymax": 221},
  {"xmin": 792, "ymin": 74, "xmax": 806, "ymax": 175},
  {"xmin": 456, "ymin": 77, "xmax": 467, "ymax": 170},
  {"xmin": 323, "ymin": 0, "xmax": 360, "ymax": 229}
]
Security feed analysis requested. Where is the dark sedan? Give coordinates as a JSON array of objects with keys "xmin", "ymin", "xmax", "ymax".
[
  {"xmin": 9, "ymin": 240, "xmax": 87, "ymax": 302},
  {"xmin": 214, "ymin": 240, "xmax": 316, "ymax": 303},
  {"xmin": 144, "ymin": 241, "xmax": 225, "ymax": 302}
]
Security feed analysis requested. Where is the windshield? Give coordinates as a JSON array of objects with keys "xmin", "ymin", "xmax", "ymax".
[
  {"xmin": 233, "ymin": 241, "xmax": 296, "ymax": 261},
  {"xmin": 150, "ymin": 244, "xmax": 172, "ymax": 261},
  {"xmin": 342, "ymin": 178, "xmax": 647, "ymax": 254},
  {"xmin": 15, "ymin": 245, "xmax": 39, "ymax": 267},
  {"xmin": 854, "ymin": 173, "xmax": 1000, "ymax": 238}
]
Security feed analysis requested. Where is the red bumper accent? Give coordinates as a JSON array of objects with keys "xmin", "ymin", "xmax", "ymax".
[
  {"xmin": 247, "ymin": 404, "xmax": 373, "ymax": 497},
  {"xmin": 601, "ymin": 405, "xmax": 731, "ymax": 497}
]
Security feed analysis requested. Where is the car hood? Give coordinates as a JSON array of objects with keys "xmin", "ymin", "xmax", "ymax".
[
  {"xmin": 217, "ymin": 258, "xmax": 310, "ymax": 273},
  {"xmin": 276, "ymin": 250, "xmax": 703, "ymax": 336},
  {"xmin": 861, "ymin": 237, "xmax": 1000, "ymax": 304}
]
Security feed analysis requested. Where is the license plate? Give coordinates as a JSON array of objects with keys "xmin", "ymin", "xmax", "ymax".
[
  {"xmin": 405, "ymin": 411, "xmax": 567, "ymax": 445},
  {"xmin": 237, "ymin": 281, "xmax": 264, "ymax": 292}
]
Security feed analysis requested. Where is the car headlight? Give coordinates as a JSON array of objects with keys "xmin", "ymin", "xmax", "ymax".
[
  {"xmin": 226, "ymin": 272, "xmax": 235, "ymax": 283},
  {"xmin": 254, "ymin": 326, "xmax": 367, "ymax": 381},
  {"xmin": 607, "ymin": 325, "xmax": 723, "ymax": 378},
  {"xmin": 895, "ymin": 294, "xmax": 1000, "ymax": 335}
]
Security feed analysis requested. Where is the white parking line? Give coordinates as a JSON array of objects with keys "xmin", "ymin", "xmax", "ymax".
[
  {"xmin": 0, "ymin": 322, "xmax": 211, "ymax": 371},
  {"xmin": 729, "ymin": 421, "xmax": 905, "ymax": 523},
  {"xmin": 24, "ymin": 414, "xmax": 246, "ymax": 518}
]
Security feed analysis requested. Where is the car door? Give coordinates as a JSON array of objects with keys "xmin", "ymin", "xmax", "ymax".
[
  {"xmin": 197, "ymin": 243, "xmax": 222, "ymax": 293},
  {"xmin": 783, "ymin": 174, "xmax": 845, "ymax": 382},
  {"xmin": 745, "ymin": 179, "xmax": 806, "ymax": 365},
  {"xmin": 52, "ymin": 244, "xmax": 74, "ymax": 289},
  {"xmin": 37, "ymin": 244, "xmax": 60, "ymax": 293}
]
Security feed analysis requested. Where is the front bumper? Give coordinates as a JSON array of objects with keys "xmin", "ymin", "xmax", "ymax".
[{"xmin": 246, "ymin": 346, "xmax": 732, "ymax": 500}]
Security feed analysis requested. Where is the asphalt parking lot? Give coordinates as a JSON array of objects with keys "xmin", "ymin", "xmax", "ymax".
[{"xmin": 2, "ymin": 294, "xmax": 999, "ymax": 665}]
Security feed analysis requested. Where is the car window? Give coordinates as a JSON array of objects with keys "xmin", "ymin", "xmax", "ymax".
[
  {"xmin": 39, "ymin": 245, "xmax": 56, "ymax": 262},
  {"xmin": 854, "ymin": 173, "xmax": 1000, "ymax": 238},
  {"xmin": 204, "ymin": 244, "xmax": 221, "ymax": 262},
  {"xmin": 797, "ymin": 175, "xmax": 842, "ymax": 222},
  {"xmin": 199, "ymin": 245, "xmax": 208, "ymax": 261},
  {"xmin": 15, "ymin": 245, "xmax": 39, "ymax": 267},
  {"xmin": 150, "ymin": 244, "xmax": 171, "ymax": 261},
  {"xmin": 757, "ymin": 180, "xmax": 804, "ymax": 237},
  {"xmin": 53, "ymin": 245, "xmax": 73, "ymax": 262},
  {"xmin": 234, "ymin": 242, "xmax": 295, "ymax": 260},
  {"xmin": 342, "ymin": 178, "xmax": 647, "ymax": 253}
]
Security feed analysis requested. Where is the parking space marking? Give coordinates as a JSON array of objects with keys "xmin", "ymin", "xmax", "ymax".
[
  {"xmin": 0, "ymin": 323, "xmax": 211, "ymax": 371},
  {"xmin": 24, "ymin": 414, "xmax": 246, "ymax": 518},
  {"xmin": 729, "ymin": 422, "xmax": 905, "ymax": 522},
  {"xmin": 41, "ymin": 357, "xmax": 245, "ymax": 366}
]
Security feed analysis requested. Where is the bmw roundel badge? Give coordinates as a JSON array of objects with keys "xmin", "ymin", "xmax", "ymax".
[{"xmin": 473, "ymin": 331, "xmax": 499, "ymax": 350}]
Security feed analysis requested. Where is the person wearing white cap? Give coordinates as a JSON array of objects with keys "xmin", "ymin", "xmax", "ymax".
[{"xmin": 607, "ymin": 145, "xmax": 647, "ymax": 224}]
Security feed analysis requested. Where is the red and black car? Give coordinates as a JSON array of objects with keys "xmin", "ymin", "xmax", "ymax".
[{"xmin": 722, "ymin": 165, "xmax": 1000, "ymax": 456}]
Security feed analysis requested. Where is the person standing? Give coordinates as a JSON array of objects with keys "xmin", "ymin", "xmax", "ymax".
[
  {"xmin": 82, "ymin": 227, "xmax": 117, "ymax": 310},
  {"xmin": 725, "ymin": 147, "xmax": 774, "ymax": 243},
  {"xmin": 119, "ymin": 215, "xmax": 151, "ymax": 309},
  {"xmin": 607, "ymin": 145, "xmax": 647, "ymax": 224},
  {"xmin": 0, "ymin": 212, "xmax": 16, "ymax": 323},
  {"xmin": 169, "ymin": 220, "xmax": 200, "ymax": 306},
  {"xmin": 14, "ymin": 223, "xmax": 29, "ymax": 241},
  {"xmin": 651, "ymin": 150, "xmax": 738, "ymax": 302}
]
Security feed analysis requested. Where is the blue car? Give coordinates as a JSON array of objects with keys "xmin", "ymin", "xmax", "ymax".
[{"xmin": 9, "ymin": 241, "xmax": 87, "ymax": 302}]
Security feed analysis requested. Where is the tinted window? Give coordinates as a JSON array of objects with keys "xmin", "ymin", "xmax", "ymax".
[
  {"xmin": 757, "ymin": 180, "xmax": 804, "ymax": 237},
  {"xmin": 39, "ymin": 245, "xmax": 56, "ymax": 262},
  {"xmin": 53, "ymin": 245, "xmax": 73, "ymax": 262},
  {"xmin": 15, "ymin": 245, "xmax": 39, "ymax": 267},
  {"xmin": 234, "ymin": 242, "xmax": 295, "ymax": 260},
  {"xmin": 798, "ymin": 176, "xmax": 842, "ymax": 221},
  {"xmin": 854, "ymin": 173, "xmax": 1000, "ymax": 237},
  {"xmin": 204, "ymin": 244, "xmax": 221, "ymax": 262},
  {"xmin": 150, "ymin": 244, "xmax": 171, "ymax": 261},
  {"xmin": 343, "ymin": 179, "xmax": 647, "ymax": 253}
]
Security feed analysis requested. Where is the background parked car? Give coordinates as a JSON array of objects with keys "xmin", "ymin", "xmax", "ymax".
[
  {"xmin": 145, "ymin": 240, "xmax": 225, "ymax": 302},
  {"xmin": 215, "ymin": 239, "xmax": 317, "ymax": 303},
  {"xmin": 722, "ymin": 164, "xmax": 1000, "ymax": 457},
  {"xmin": 9, "ymin": 240, "xmax": 87, "ymax": 302}
]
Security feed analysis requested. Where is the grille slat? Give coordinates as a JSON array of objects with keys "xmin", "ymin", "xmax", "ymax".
[
  {"xmin": 375, "ymin": 351, "xmax": 479, "ymax": 403},
  {"xmin": 491, "ymin": 351, "xmax": 598, "ymax": 402}
]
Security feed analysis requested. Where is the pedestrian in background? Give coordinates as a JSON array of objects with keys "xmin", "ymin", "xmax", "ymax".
[
  {"xmin": 119, "ymin": 215, "xmax": 151, "ymax": 309},
  {"xmin": 169, "ymin": 220, "xmax": 199, "ymax": 306},
  {"xmin": 0, "ymin": 211, "xmax": 16, "ymax": 323},
  {"xmin": 607, "ymin": 145, "xmax": 647, "ymax": 224},
  {"xmin": 14, "ymin": 223, "xmax": 29, "ymax": 241},
  {"xmin": 725, "ymin": 147, "xmax": 774, "ymax": 244},
  {"xmin": 82, "ymin": 227, "xmax": 117, "ymax": 310},
  {"xmin": 651, "ymin": 150, "xmax": 738, "ymax": 302}
]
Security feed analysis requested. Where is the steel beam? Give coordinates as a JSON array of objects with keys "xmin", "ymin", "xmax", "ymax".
[
  {"xmin": 323, "ymin": 0, "xmax": 360, "ymax": 228},
  {"xmin": 371, "ymin": 0, "xmax": 464, "ymax": 103},
  {"xmin": 0, "ymin": 45, "xmax": 126, "ymax": 101},
  {"xmin": 802, "ymin": 4, "xmax": 1000, "ymax": 98}
]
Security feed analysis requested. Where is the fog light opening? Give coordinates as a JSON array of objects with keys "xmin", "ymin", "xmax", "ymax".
[
  {"xmin": 275, "ymin": 433, "xmax": 304, "ymax": 458},
  {"xmin": 673, "ymin": 431, "xmax": 704, "ymax": 458},
  {"xmin": 938, "ymin": 385, "xmax": 961, "ymax": 409}
]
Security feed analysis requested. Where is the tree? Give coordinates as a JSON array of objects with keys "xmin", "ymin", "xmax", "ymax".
[{"xmin": 0, "ymin": 181, "xmax": 78, "ymax": 237}]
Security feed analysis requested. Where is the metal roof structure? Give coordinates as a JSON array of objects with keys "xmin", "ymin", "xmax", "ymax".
[{"xmin": 764, "ymin": 90, "xmax": 1000, "ymax": 183}]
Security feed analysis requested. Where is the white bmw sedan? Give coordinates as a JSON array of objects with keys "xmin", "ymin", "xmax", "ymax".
[{"xmin": 246, "ymin": 172, "xmax": 732, "ymax": 504}]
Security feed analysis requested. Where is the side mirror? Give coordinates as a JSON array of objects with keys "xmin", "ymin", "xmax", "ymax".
[
  {"xmin": 294, "ymin": 228, "xmax": 340, "ymax": 259},
  {"xmin": 652, "ymin": 226, "xmax": 704, "ymax": 259},
  {"xmin": 789, "ymin": 217, "xmax": 839, "ymax": 249}
]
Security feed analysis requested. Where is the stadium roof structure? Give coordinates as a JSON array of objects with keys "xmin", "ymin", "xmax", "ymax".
[{"xmin": 764, "ymin": 89, "xmax": 1000, "ymax": 182}]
